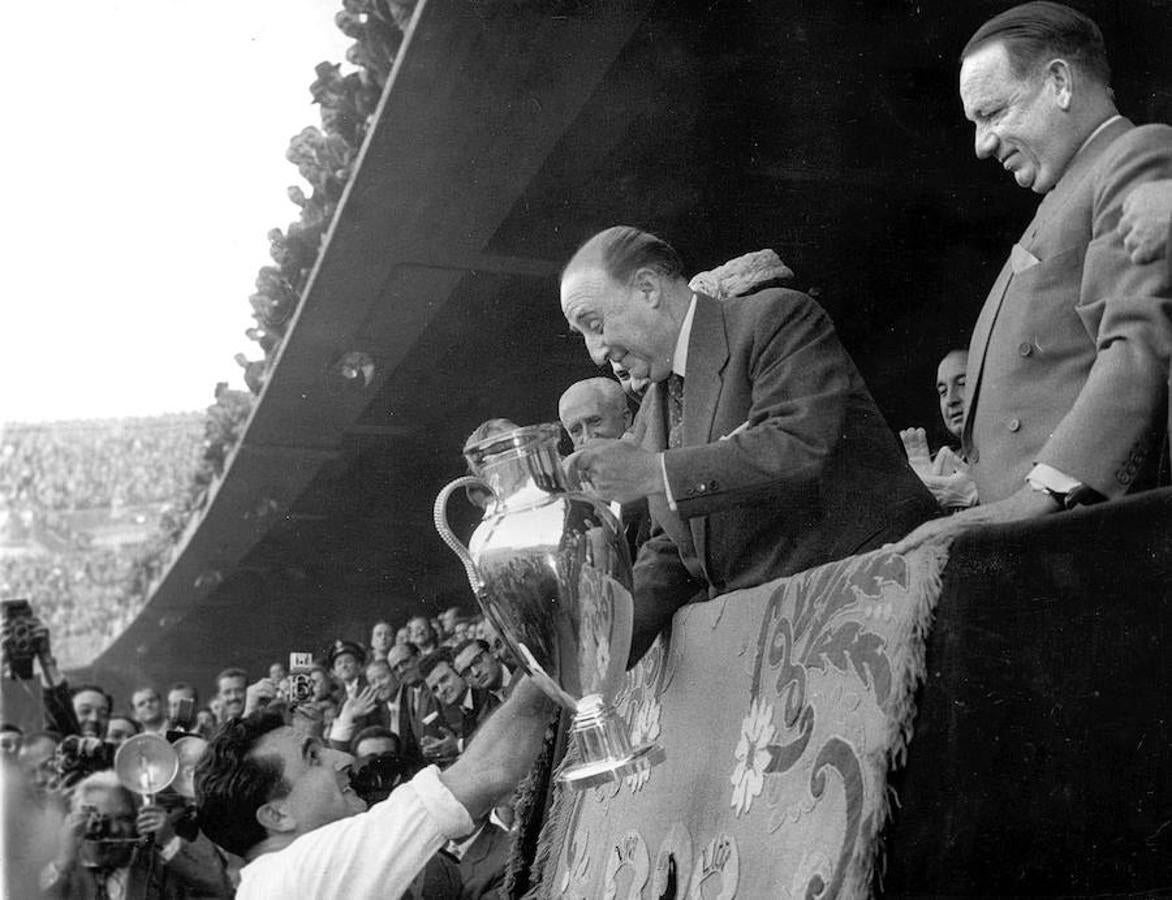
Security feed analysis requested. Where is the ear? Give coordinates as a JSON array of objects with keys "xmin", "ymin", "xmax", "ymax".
[
  {"xmin": 629, "ymin": 267, "xmax": 662, "ymax": 307},
  {"xmin": 256, "ymin": 799, "xmax": 296, "ymax": 835},
  {"xmin": 1045, "ymin": 58, "xmax": 1074, "ymax": 110}
]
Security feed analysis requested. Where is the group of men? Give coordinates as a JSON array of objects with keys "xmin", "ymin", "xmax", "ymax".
[
  {"xmin": 160, "ymin": 3, "xmax": 1172, "ymax": 898},
  {"xmin": 558, "ymin": 2, "xmax": 1171, "ymax": 660}
]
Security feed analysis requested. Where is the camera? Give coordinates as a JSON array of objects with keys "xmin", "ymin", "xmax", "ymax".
[
  {"xmin": 78, "ymin": 803, "xmax": 141, "ymax": 870},
  {"xmin": 279, "ymin": 651, "xmax": 316, "ymax": 706},
  {"xmin": 2, "ymin": 599, "xmax": 37, "ymax": 680},
  {"xmin": 349, "ymin": 753, "xmax": 419, "ymax": 806}
]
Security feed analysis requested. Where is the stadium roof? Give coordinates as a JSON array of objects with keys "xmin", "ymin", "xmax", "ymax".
[{"xmin": 82, "ymin": 0, "xmax": 1172, "ymax": 696}]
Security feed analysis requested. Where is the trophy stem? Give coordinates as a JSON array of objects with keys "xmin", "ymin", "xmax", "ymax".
[{"xmin": 558, "ymin": 694, "xmax": 666, "ymax": 790}]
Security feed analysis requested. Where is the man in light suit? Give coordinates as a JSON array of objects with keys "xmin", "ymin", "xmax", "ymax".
[
  {"xmin": 561, "ymin": 226, "xmax": 937, "ymax": 663},
  {"xmin": 898, "ymin": 1, "xmax": 1172, "ymax": 550}
]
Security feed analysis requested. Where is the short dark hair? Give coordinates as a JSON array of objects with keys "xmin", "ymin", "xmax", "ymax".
[
  {"xmin": 418, "ymin": 649, "xmax": 455, "ymax": 680},
  {"xmin": 215, "ymin": 668, "xmax": 248, "ymax": 690},
  {"xmin": 70, "ymin": 684, "xmax": 113, "ymax": 712},
  {"xmin": 194, "ymin": 709, "xmax": 290, "ymax": 858},
  {"xmin": 563, "ymin": 226, "xmax": 686, "ymax": 286},
  {"xmin": 962, "ymin": 1, "xmax": 1110, "ymax": 86},
  {"xmin": 108, "ymin": 714, "xmax": 141, "ymax": 734},
  {"xmin": 351, "ymin": 726, "xmax": 399, "ymax": 757},
  {"xmin": 0, "ymin": 723, "xmax": 21, "ymax": 735},
  {"xmin": 131, "ymin": 686, "xmax": 160, "ymax": 701}
]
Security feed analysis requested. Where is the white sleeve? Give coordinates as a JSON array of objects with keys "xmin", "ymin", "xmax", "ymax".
[{"xmin": 236, "ymin": 765, "xmax": 473, "ymax": 900}]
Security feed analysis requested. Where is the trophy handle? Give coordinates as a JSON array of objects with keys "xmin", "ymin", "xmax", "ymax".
[{"xmin": 433, "ymin": 475, "xmax": 495, "ymax": 596}]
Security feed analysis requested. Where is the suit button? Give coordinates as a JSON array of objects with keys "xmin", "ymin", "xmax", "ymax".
[
  {"xmin": 710, "ymin": 479, "xmax": 720, "ymax": 491},
  {"xmin": 1018, "ymin": 342, "xmax": 1033, "ymax": 357},
  {"xmin": 1007, "ymin": 417, "xmax": 1021, "ymax": 432},
  {"xmin": 697, "ymin": 483, "xmax": 708, "ymax": 493}
]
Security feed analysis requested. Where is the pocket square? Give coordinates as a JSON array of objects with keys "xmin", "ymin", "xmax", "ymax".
[{"xmin": 1010, "ymin": 243, "xmax": 1041, "ymax": 274}]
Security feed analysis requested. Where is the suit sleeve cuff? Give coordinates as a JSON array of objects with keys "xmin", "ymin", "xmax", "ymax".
[
  {"xmin": 660, "ymin": 453, "xmax": 677, "ymax": 510},
  {"xmin": 1026, "ymin": 463, "xmax": 1082, "ymax": 494}
]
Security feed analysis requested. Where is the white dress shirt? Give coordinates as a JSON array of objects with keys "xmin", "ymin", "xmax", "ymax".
[{"xmin": 236, "ymin": 765, "xmax": 472, "ymax": 900}]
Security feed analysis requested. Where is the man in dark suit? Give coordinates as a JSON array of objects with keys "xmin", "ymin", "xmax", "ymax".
[
  {"xmin": 445, "ymin": 817, "xmax": 511, "ymax": 899},
  {"xmin": 898, "ymin": 1, "xmax": 1172, "ymax": 550},
  {"xmin": 418, "ymin": 649, "xmax": 492, "ymax": 766},
  {"xmin": 561, "ymin": 226, "xmax": 937, "ymax": 663}
]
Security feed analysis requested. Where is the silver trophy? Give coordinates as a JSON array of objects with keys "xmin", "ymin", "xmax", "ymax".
[{"xmin": 434, "ymin": 423, "xmax": 664, "ymax": 788}]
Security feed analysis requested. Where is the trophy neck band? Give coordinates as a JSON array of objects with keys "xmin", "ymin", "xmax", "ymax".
[{"xmin": 463, "ymin": 423, "xmax": 567, "ymax": 510}]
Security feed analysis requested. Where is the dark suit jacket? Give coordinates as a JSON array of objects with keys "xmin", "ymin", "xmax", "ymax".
[
  {"xmin": 454, "ymin": 823, "xmax": 511, "ymax": 899},
  {"xmin": 633, "ymin": 289, "xmax": 935, "ymax": 658},
  {"xmin": 964, "ymin": 118, "xmax": 1172, "ymax": 503}
]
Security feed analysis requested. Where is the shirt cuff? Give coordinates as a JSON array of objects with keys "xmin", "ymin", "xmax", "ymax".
[
  {"xmin": 413, "ymin": 765, "xmax": 474, "ymax": 839},
  {"xmin": 1026, "ymin": 463, "xmax": 1082, "ymax": 494},
  {"xmin": 660, "ymin": 453, "xmax": 677, "ymax": 510},
  {"xmin": 158, "ymin": 835, "xmax": 184, "ymax": 862}
]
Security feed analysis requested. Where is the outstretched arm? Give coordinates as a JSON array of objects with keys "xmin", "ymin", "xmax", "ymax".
[{"xmin": 439, "ymin": 676, "xmax": 555, "ymax": 820}]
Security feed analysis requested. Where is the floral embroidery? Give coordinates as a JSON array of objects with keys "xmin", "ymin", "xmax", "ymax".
[
  {"xmin": 625, "ymin": 697, "xmax": 662, "ymax": 792},
  {"xmin": 730, "ymin": 697, "xmax": 775, "ymax": 816}
]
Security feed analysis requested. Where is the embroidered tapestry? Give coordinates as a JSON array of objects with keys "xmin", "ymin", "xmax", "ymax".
[{"xmin": 532, "ymin": 544, "xmax": 948, "ymax": 899}]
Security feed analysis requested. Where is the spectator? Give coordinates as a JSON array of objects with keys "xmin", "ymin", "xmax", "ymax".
[
  {"xmin": 18, "ymin": 731, "xmax": 60, "ymax": 807},
  {"xmin": 193, "ymin": 678, "xmax": 554, "ymax": 900},
  {"xmin": 70, "ymin": 685, "xmax": 112, "ymax": 740},
  {"xmin": 394, "ymin": 627, "xmax": 410, "ymax": 646},
  {"xmin": 558, "ymin": 377, "xmax": 633, "ymax": 449},
  {"xmin": 40, "ymin": 769, "xmax": 232, "ymax": 898},
  {"xmin": 418, "ymin": 650, "xmax": 491, "ymax": 767},
  {"xmin": 132, "ymin": 686, "xmax": 169, "ymax": 735},
  {"xmin": 900, "ymin": 350, "xmax": 980, "ymax": 511},
  {"xmin": 446, "ymin": 814, "xmax": 511, "ymax": 900},
  {"xmin": 329, "ymin": 641, "xmax": 367, "ymax": 695},
  {"xmin": 269, "ymin": 661, "xmax": 289, "ymax": 683},
  {"xmin": 369, "ymin": 621, "xmax": 394, "ymax": 663},
  {"xmin": 352, "ymin": 726, "xmax": 400, "ymax": 760},
  {"xmin": 215, "ymin": 668, "xmax": 248, "ymax": 722},
  {"xmin": 559, "ymin": 376, "xmax": 653, "ymax": 557},
  {"xmin": 407, "ymin": 616, "xmax": 438, "ymax": 655},
  {"xmin": 106, "ymin": 714, "xmax": 141, "ymax": 746},
  {"xmin": 453, "ymin": 640, "xmax": 511, "ymax": 706},
  {"xmin": 387, "ymin": 643, "xmax": 437, "ymax": 764}
]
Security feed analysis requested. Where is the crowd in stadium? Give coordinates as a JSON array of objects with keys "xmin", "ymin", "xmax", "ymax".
[
  {"xmin": 1, "ymin": 417, "xmax": 203, "ymax": 513},
  {"xmin": 1, "ymin": 606, "xmax": 529, "ymax": 898}
]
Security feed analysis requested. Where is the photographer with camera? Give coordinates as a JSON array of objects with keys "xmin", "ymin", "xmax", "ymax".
[
  {"xmin": 39, "ymin": 769, "xmax": 232, "ymax": 899},
  {"xmin": 194, "ymin": 676, "xmax": 555, "ymax": 900}
]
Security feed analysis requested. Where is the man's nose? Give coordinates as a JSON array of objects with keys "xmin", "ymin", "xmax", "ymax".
[
  {"xmin": 947, "ymin": 384, "xmax": 964, "ymax": 407},
  {"xmin": 974, "ymin": 124, "xmax": 997, "ymax": 159},
  {"xmin": 583, "ymin": 332, "xmax": 609, "ymax": 366}
]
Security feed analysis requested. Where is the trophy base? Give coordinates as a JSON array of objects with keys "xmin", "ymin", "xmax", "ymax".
[
  {"xmin": 558, "ymin": 741, "xmax": 666, "ymax": 789},
  {"xmin": 557, "ymin": 694, "xmax": 666, "ymax": 790}
]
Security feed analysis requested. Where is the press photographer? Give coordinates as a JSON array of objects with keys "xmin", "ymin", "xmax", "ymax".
[{"xmin": 39, "ymin": 769, "xmax": 232, "ymax": 899}]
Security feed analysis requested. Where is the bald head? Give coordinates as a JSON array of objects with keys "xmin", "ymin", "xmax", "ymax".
[{"xmin": 559, "ymin": 378, "xmax": 632, "ymax": 448}]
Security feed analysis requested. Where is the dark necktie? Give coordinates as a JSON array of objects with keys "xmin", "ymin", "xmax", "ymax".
[{"xmin": 667, "ymin": 373, "xmax": 685, "ymax": 449}]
